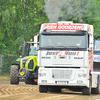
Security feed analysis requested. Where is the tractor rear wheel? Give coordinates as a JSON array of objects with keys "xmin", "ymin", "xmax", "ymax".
[
  {"xmin": 10, "ymin": 65, "xmax": 19, "ymax": 84},
  {"xmin": 25, "ymin": 78, "xmax": 34, "ymax": 84},
  {"xmin": 33, "ymin": 79, "xmax": 37, "ymax": 85}
]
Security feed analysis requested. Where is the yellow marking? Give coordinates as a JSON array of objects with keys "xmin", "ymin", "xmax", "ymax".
[{"xmin": 20, "ymin": 72, "xmax": 24, "ymax": 76}]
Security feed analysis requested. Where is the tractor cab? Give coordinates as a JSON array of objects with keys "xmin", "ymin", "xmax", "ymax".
[{"xmin": 10, "ymin": 39, "xmax": 39, "ymax": 85}]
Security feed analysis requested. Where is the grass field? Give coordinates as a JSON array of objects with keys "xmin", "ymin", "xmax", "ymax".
[{"xmin": 0, "ymin": 75, "xmax": 10, "ymax": 81}]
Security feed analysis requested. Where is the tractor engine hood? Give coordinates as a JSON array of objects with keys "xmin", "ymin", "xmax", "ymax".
[{"xmin": 20, "ymin": 56, "xmax": 37, "ymax": 71}]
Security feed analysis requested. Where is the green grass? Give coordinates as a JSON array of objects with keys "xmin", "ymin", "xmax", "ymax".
[{"xmin": 0, "ymin": 75, "xmax": 10, "ymax": 81}]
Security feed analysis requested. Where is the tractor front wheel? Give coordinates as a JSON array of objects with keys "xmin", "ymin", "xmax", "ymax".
[{"xmin": 10, "ymin": 65, "xmax": 19, "ymax": 84}]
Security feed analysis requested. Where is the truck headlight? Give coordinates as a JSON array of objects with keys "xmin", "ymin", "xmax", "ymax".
[
  {"xmin": 83, "ymin": 74, "xmax": 87, "ymax": 77},
  {"xmin": 39, "ymin": 73, "xmax": 46, "ymax": 77},
  {"xmin": 78, "ymin": 73, "xmax": 87, "ymax": 77},
  {"xmin": 41, "ymin": 80, "xmax": 47, "ymax": 83},
  {"xmin": 78, "ymin": 73, "xmax": 83, "ymax": 77}
]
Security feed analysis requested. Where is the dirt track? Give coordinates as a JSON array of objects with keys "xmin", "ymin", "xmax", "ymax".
[{"xmin": 0, "ymin": 81, "xmax": 100, "ymax": 100}]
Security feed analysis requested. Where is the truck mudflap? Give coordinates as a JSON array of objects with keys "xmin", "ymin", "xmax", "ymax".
[
  {"xmin": 93, "ymin": 55, "xmax": 100, "ymax": 71},
  {"xmin": 93, "ymin": 62, "xmax": 100, "ymax": 72},
  {"xmin": 91, "ymin": 72, "xmax": 100, "ymax": 88}
]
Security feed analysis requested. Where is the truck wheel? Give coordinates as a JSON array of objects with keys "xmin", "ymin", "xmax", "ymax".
[
  {"xmin": 82, "ymin": 86, "xmax": 91, "ymax": 95},
  {"xmin": 10, "ymin": 65, "xmax": 19, "ymax": 84},
  {"xmin": 82, "ymin": 75, "xmax": 91, "ymax": 95},
  {"xmin": 91, "ymin": 75, "xmax": 100, "ymax": 94},
  {"xmin": 48, "ymin": 87, "xmax": 61, "ymax": 93},
  {"xmin": 39, "ymin": 85, "xmax": 48, "ymax": 93}
]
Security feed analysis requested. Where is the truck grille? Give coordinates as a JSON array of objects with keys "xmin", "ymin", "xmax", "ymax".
[{"xmin": 52, "ymin": 69, "xmax": 72, "ymax": 79}]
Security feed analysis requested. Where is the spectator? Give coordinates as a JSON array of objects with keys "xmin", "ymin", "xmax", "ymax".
[{"xmin": 48, "ymin": 38, "xmax": 52, "ymax": 45}]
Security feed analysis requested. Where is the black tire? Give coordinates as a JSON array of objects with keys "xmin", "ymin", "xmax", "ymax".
[
  {"xmin": 48, "ymin": 87, "xmax": 61, "ymax": 93},
  {"xmin": 10, "ymin": 65, "xmax": 19, "ymax": 84},
  {"xmin": 25, "ymin": 78, "xmax": 38, "ymax": 85},
  {"xmin": 82, "ymin": 86, "xmax": 91, "ymax": 95},
  {"xmin": 82, "ymin": 75, "xmax": 91, "ymax": 95},
  {"xmin": 39, "ymin": 85, "xmax": 48, "ymax": 93},
  {"xmin": 91, "ymin": 75, "xmax": 100, "ymax": 94},
  {"xmin": 33, "ymin": 80, "xmax": 37, "ymax": 85},
  {"xmin": 25, "ymin": 78, "xmax": 34, "ymax": 84}
]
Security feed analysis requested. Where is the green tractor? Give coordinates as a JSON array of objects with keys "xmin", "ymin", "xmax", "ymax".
[
  {"xmin": 10, "ymin": 41, "xmax": 39, "ymax": 85},
  {"xmin": 16, "ymin": 58, "xmax": 22, "ymax": 64}
]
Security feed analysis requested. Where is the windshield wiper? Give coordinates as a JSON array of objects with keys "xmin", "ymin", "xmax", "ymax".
[
  {"xmin": 66, "ymin": 46, "xmax": 79, "ymax": 49},
  {"xmin": 54, "ymin": 46, "xmax": 67, "ymax": 49},
  {"xmin": 41, "ymin": 46, "xmax": 54, "ymax": 49}
]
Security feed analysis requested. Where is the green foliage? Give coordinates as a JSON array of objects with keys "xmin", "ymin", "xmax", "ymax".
[
  {"xmin": 2, "ymin": 0, "xmax": 100, "ymax": 74},
  {"xmin": 2, "ymin": 54, "xmax": 19, "ymax": 75},
  {"xmin": 85, "ymin": 0, "xmax": 100, "ymax": 40},
  {"xmin": 0, "ymin": 0, "xmax": 49, "ymax": 75},
  {"xmin": 58, "ymin": 0, "xmax": 88, "ymax": 23},
  {"xmin": 58, "ymin": 0, "xmax": 100, "ymax": 40},
  {"xmin": 0, "ymin": 0, "xmax": 49, "ymax": 54}
]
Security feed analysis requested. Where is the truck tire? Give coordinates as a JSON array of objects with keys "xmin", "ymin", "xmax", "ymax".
[
  {"xmin": 82, "ymin": 75, "xmax": 91, "ymax": 95},
  {"xmin": 39, "ymin": 85, "xmax": 48, "ymax": 93},
  {"xmin": 82, "ymin": 86, "xmax": 91, "ymax": 95},
  {"xmin": 10, "ymin": 65, "xmax": 19, "ymax": 84},
  {"xmin": 91, "ymin": 75, "xmax": 100, "ymax": 94},
  {"xmin": 48, "ymin": 87, "xmax": 61, "ymax": 93}
]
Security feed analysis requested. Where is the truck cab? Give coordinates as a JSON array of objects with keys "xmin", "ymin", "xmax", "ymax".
[{"xmin": 35, "ymin": 21, "xmax": 100, "ymax": 95}]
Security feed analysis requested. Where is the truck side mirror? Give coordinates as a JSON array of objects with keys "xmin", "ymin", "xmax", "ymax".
[
  {"xmin": 19, "ymin": 46, "xmax": 22, "ymax": 51},
  {"xmin": 88, "ymin": 47, "xmax": 92, "ymax": 52},
  {"xmin": 89, "ymin": 25, "xmax": 93, "ymax": 48},
  {"xmin": 34, "ymin": 35, "xmax": 38, "ymax": 48}
]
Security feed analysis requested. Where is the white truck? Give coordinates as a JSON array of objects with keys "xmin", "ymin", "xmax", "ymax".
[{"xmin": 34, "ymin": 21, "xmax": 100, "ymax": 95}]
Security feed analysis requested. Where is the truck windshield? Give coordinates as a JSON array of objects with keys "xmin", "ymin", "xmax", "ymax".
[
  {"xmin": 29, "ymin": 45, "xmax": 37, "ymax": 56},
  {"xmin": 40, "ymin": 32, "xmax": 87, "ymax": 50}
]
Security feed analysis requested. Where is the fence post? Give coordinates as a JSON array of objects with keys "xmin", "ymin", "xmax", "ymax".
[{"xmin": 0, "ymin": 54, "xmax": 2, "ymax": 74}]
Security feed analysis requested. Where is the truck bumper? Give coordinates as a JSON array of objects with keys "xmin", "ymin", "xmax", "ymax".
[
  {"xmin": 38, "ymin": 79, "xmax": 89, "ymax": 87},
  {"xmin": 38, "ymin": 67, "xmax": 90, "ymax": 88}
]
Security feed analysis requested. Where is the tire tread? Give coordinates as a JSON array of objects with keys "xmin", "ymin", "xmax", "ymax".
[{"xmin": 10, "ymin": 65, "xmax": 19, "ymax": 84}]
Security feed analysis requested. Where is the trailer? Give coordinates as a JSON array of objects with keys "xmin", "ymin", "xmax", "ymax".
[
  {"xmin": 34, "ymin": 21, "xmax": 100, "ymax": 95},
  {"xmin": 93, "ymin": 40, "xmax": 100, "ymax": 72}
]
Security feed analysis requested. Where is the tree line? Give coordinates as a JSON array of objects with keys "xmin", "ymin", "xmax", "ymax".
[
  {"xmin": 0, "ymin": 0, "xmax": 100, "ymax": 56},
  {"xmin": 0, "ymin": 0, "xmax": 100, "ymax": 74},
  {"xmin": 0, "ymin": 0, "xmax": 49, "ymax": 55}
]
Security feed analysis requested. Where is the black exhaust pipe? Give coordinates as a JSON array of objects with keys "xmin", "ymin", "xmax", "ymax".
[{"xmin": 22, "ymin": 41, "xmax": 26, "ymax": 58}]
